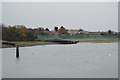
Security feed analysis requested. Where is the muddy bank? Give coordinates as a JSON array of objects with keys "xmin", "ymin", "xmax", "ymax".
[{"xmin": 1, "ymin": 38, "xmax": 119, "ymax": 48}]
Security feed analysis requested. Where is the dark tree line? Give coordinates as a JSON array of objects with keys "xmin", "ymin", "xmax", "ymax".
[
  {"xmin": 1, "ymin": 24, "xmax": 48, "ymax": 41},
  {"xmin": 1, "ymin": 24, "xmax": 119, "ymax": 41},
  {"xmin": 1, "ymin": 24, "xmax": 69, "ymax": 41}
]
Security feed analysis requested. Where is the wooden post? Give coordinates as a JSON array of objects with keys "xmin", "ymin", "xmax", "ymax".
[{"xmin": 16, "ymin": 46, "xmax": 19, "ymax": 58}]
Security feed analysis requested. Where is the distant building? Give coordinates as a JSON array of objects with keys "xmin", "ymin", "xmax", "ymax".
[
  {"xmin": 57, "ymin": 26, "xmax": 69, "ymax": 35},
  {"xmin": 68, "ymin": 29, "xmax": 78, "ymax": 35},
  {"xmin": 77, "ymin": 29, "xmax": 88, "ymax": 34}
]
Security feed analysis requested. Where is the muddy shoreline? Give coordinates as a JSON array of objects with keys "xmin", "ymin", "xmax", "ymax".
[{"xmin": 1, "ymin": 38, "xmax": 119, "ymax": 48}]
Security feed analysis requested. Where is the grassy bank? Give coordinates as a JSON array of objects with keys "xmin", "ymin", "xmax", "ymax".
[
  {"xmin": 2, "ymin": 41, "xmax": 51, "ymax": 48},
  {"xmin": 1, "ymin": 38, "xmax": 120, "ymax": 48},
  {"xmin": 15, "ymin": 41, "xmax": 51, "ymax": 46},
  {"xmin": 65, "ymin": 38, "xmax": 120, "ymax": 43},
  {"xmin": 79, "ymin": 39, "xmax": 119, "ymax": 43}
]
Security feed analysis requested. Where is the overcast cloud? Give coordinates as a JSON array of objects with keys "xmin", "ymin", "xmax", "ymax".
[{"xmin": 2, "ymin": 2, "xmax": 118, "ymax": 31}]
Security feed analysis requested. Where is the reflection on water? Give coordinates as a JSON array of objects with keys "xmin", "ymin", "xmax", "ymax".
[{"xmin": 2, "ymin": 43, "xmax": 118, "ymax": 78}]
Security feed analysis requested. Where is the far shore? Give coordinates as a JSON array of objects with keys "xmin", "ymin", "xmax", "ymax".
[
  {"xmin": 1, "ymin": 38, "xmax": 120, "ymax": 48},
  {"xmin": 64, "ymin": 38, "xmax": 120, "ymax": 43}
]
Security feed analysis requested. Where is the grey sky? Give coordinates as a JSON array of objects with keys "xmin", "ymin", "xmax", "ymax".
[
  {"xmin": 2, "ymin": 2, "xmax": 118, "ymax": 31},
  {"xmin": 0, "ymin": 2, "xmax": 2, "ymax": 24}
]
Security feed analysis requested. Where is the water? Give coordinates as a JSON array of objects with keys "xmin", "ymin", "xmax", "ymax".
[
  {"xmin": 2, "ymin": 43, "xmax": 118, "ymax": 78},
  {"xmin": 0, "ymin": 49, "xmax": 2, "ymax": 79}
]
